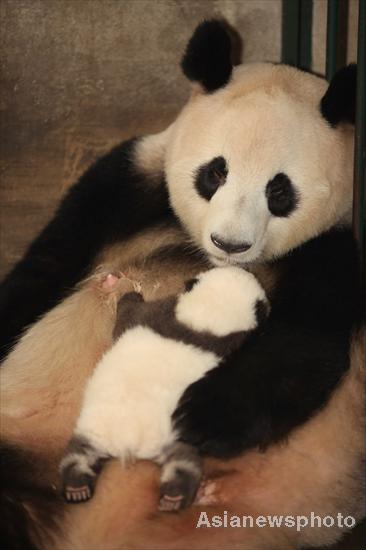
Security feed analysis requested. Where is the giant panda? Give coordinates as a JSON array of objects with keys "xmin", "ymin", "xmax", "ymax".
[{"xmin": 0, "ymin": 19, "xmax": 365, "ymax": 550}]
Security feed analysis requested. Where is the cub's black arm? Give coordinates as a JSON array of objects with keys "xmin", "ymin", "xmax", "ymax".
[
  {"xmin": 113, "ymin": 292, "xmax": 145, "ymax": 341},
  {"xmin": 0, "ymin": 139, "xmax": 170, "ymax": 361},
  {"xmin": 174, "ymin": 229, "xmax": 364, "ymax": 457}
]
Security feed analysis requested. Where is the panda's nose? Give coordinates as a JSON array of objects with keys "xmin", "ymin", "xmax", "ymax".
[{"xmin": 210, "ymin": 234, "xmax": 252, "ymax": 254}]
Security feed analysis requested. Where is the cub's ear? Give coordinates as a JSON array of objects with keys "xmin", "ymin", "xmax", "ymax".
[
  {"xmin": 181, "ymin": 20, "xmax": 233, "ymax": 93},
  {"xmin": 320, "ymin": 64, "xmax": 357, "ymax": 126}
]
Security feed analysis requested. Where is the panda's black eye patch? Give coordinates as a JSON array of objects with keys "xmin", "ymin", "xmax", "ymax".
[
  {"xmin": 194, "ymin": 156, "xmax": 228, "ymax": 200},
  {"xmin": 184, "ymin": 278, "xmax": 199, "ymax": 292},
  {"xmin": 266, "ymin": 173, "xmax": 299, "ymax": 217}
]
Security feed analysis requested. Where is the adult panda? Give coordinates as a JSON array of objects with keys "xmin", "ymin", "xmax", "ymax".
[{"xmin": 0, "ymin": 20, "xmax": 365, "ymax": 550}]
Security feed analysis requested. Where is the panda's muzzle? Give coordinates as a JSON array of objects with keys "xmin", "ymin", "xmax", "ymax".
[{"xmin": 210, "ymin": 233, "xmax": 252, "ymax": 254}]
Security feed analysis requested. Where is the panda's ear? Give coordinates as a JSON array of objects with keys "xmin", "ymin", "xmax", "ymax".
[
  {"xmin": 320, "ymin": 64, "xmax": 357, "ymax": 126},
  {"xmin": 181, "ymin": 20, "xmax": 233, "ymax": 93}
]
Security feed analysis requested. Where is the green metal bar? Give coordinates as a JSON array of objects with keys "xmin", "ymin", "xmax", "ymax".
[
  {"xmin": 326, "ymin": 0, "xmax": 340, "ymax": 79},
  {"xmin": 326, "ymin": 0, "xmax": 349, "ymax": 81},
  {"xmin": 282, "ymin": 0, "xmax": 301, "ymax": 66},
  {"xmin": 353, "ymin": 0, "xmax": 366, "ymax": 281},
  {"xmin": 282, "ymin": 0, "xmax": 312, "ymax": 70},
  {"xmin": 299, "ymin": 0, "xmax": 313, "ymax": 71}
]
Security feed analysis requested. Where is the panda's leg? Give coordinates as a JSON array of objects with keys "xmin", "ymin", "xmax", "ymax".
[
  {"xmin": 60, "ymin": 434, "xmax": 111, "ymax": 504},
  {"xmin": 157, "ymin": 442, "xmax": 202, "ymax": 512}
]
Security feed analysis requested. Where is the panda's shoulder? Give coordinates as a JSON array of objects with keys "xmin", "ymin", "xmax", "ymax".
[
  {"xmin": 286, "ymin": 227, "xmax": 358, "ymax": 280},
  {"xmin": 274, "ymin": 226, "xmax": 362, "ymax": 325}
]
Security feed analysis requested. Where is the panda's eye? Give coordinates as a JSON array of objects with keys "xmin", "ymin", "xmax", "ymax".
[
  {"xmin": 195, "ymin": 156, "xmax": 228, "ymax": 200},
  {"xmin": 266, "ymin": 173, "xmax": 299, "ymax": 217}
]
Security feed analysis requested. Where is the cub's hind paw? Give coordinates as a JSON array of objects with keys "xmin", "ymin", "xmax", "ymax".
[
  {"xmin": 159, "ymin": 470, "xmax": 200, "ymax": 512},
  {"xmin": 64, "ymin": 483, "xmax": 92, "ymax": 503},
  {"xmin": 61, "ymin": 467, "xmax": 96, "ymax": 504},
  {"xmin": 159, "ymin": 492, "xmax": 185, "ymax": 512}
]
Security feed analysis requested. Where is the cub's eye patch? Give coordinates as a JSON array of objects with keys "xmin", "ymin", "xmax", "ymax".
[
  {"xmin": 194, "ymin": 156, "xmax": 228, "ymax": 200},
  {"xmin": 184, "ymin": 278, "xmax": 199, "ymax": 292},
  {"xmin": 266, "ymin": 173, "xmax": 299, "ymax": 217}
]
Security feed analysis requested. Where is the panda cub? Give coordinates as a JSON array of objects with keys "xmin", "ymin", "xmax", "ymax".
[{"xmin": 60, "ymin": 266, "xmax": 268, "ymax": 511}]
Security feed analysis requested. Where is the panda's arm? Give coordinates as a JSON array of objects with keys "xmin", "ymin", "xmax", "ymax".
[
  {"xmin": 173, "ymin": 323, "xmax": 351, "ymax": 457},
  {"xmin": 173, "ymin": 229, "xmax": 364, "ymax": 458},
  {"xmin": 0, "ymin": 139, "xmax": 170, "ymax": 362}
]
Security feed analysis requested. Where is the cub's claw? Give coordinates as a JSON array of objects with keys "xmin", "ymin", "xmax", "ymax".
[
  {"xmin": 61, "ymin": 466, "xmax": 96, "ymax": 504},
  {"xmin": 159, "ymin": 470, "xmax": 200, "ymax": 512},
  {"xmin": 64, "ymin": 484, "xmax": 92, "ymax": 503},
  {"xmin": 159, "ymin": 492, "xmax": 185, "ymax": 512}
]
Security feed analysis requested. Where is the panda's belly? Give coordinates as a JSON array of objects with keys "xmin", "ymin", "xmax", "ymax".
[{"xmin": 76, "ymin": 325, "xmax": 218, "ymax": 460}]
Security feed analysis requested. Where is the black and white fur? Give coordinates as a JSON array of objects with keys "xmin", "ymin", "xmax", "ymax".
[
  {"xmin": 1, "ymin": 19, "xmax": 365, "ymax": 549},
  {"xmin": 60, "ymin": 267, "xmax": 268, "ymax": 510}
]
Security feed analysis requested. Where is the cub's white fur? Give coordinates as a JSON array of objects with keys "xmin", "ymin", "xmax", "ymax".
[{"xmin": 76, "ymin": 326, "xmax": 218, "ymax": 459}]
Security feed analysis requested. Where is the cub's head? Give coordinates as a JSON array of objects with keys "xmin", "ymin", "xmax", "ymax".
[
  {"xmin": 141, "ymin": 20, "xmax": 356, "ymax": 266},
  {"xmin": 175, "ymin": 267, "xmax": 268, "ymax": 337}
]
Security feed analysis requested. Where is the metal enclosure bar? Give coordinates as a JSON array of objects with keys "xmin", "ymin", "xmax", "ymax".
[
  {"xmin": 282, "ymin": 0, "xmax": 312, "ymax": 70},
  {"xmin": 353, "ymin": 0, "xmax": 366, "ymax": 280},
  {"xmin": 326, "ymin": 0, "xmax": 349, "ymax": 81},
  {"xmin": 299, "ymin": 0, "xmax": 313, "ymax": 69},
  {"xmin": 282, "ymin": 0, "xmax": 364, "ymax": 277}
]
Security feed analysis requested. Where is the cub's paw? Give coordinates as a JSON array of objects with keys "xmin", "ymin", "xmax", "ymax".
[
  {"xmin": 63, "ymin": 483, "xmax": 93, "ymax": 503},
  {"xmin": 61, "ymin": 466, "xmax": 96, "ymax": 504},
  {"xmin": 159, "ymin": 468, "xmax": 200, "ymax": 512}
]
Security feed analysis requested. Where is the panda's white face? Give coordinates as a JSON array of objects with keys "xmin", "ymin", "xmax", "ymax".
[{"xmin": 165, "ymin": 63, "xmax": 354, "ymax": 265}]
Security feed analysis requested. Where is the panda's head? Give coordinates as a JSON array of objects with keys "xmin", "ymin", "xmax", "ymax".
[
  {"xmin": 161, "ymin": 21, "xmax": 356, "ymax": 266},
  {"xmin": 175, "ymin": 267, "xmax": 268, "ymax": 337}
]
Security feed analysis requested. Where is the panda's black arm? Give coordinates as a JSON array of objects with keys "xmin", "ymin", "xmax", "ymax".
[
  {"xmin": 0, "ymin": 138, "xmax": 170, "ymax": 362},
  {"xmin": 174, "ymin": 229, "xmax": 364, "ymax": 458}
]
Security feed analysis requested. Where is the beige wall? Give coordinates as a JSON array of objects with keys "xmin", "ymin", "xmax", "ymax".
[{"xmin": 0, "ymin": 0, "xmax": 359, "ymax": 278}]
